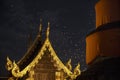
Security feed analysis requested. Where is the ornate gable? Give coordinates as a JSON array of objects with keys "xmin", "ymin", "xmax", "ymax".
[{"xmin": 6, "ymin": 22, "xmax": 81, "ymax": 80}]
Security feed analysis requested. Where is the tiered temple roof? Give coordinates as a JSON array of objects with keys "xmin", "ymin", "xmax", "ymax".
[{"xmin": 6, "ymin": 22, "xmax": 81, "ymax": 80}]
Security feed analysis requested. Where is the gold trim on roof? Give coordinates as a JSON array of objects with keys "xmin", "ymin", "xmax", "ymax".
[
  {"xmin": 6, "ymin": 57, "xmax": 13, "ymax": 71},
  {"xmin": 6, "ymin": 22, "xmax": 81, "ymax": 79},
  {"xmin": 7, "ymin": 38, "xmax": 80, "ymax": 79},
  {"xmin": 66, "ymin": 59, "xmax": 72, "ymax": 71},
  {"xmin": 73, "ymin": 63, "xmax": 81, "ymax": 78}
]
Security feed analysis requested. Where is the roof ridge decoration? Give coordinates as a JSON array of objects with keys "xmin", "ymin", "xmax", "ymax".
[
  {"xmin": 39, "ymin": 19, "xmax": 42, "ymax": 34},
  {"xmin": 46, "ymin": 22, "xmax": 50, "ymax": 38},
  {"xmin": 65, "ymin": 59, "xmax": 72, "ymax": 71},
  {"xmin": 6, "ymin": 22, "xmax": 81, "ymax": 80}
]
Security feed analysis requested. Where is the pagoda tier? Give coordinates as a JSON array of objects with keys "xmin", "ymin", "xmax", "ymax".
[{"xmin": 86, "ymin": 0, "xmax": 120, "ymax": 64}]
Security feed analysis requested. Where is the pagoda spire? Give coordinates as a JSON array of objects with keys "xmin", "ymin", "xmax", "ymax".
[{"xmin": 46, "ymin": 22, "xmax": 50, "ymax": 38}]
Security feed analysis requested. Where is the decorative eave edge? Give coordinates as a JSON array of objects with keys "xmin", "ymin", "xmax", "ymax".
[
  {"xmin": 6, "ymin": 22, "xmax": 81, "ymax": 79},
  {"xmin": 6, "ymin": 38, "xmax": 81, "ymax": 79},
  {"xmin": 45, "ymin": 38, "xmax": 81, "ymax": 79},
  {"xmin": 6, "ymin": 37, "xmax": 49, "ymax": 77}
]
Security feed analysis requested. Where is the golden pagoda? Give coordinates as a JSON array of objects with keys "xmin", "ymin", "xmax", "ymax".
[{"xmin": 6, "ymin": 22, "xmax": 81, "ymax": 80}]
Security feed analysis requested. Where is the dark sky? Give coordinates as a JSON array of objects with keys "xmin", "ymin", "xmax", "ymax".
[{"xmin": 0, "ymin": 0, "xmax": 98, "ymax": 76}]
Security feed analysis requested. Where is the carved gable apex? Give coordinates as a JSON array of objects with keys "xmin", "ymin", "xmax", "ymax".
[{"xmin": 36, "ymin": 38, "xmax": 73, "ymax": 75}]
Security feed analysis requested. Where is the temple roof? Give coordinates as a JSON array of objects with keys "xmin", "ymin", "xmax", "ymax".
[{"xmin": 6, "ymin": 22, "xmax": 81, "ymax": 79}]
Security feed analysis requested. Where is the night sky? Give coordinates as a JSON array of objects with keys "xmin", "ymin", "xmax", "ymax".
[{"xmin": 0, "ymin": 0, "xmax": 98, "ymax": 76}]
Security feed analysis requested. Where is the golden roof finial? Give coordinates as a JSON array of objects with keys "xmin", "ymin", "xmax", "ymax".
[
  {"xmin": 73, "ymin": 63, "xmax": 81, "ymax": 76},
  {"xmin": 6, "ymin": 56, "xmax": 13, "ymax": 71},
  {"xmin": 66, "ymin": 58, "xmax": 72, "ymax": 71},
  {"xmin": 39, "ymin": 19, "xmax": 42, "ymax": 33},
  {"xmin": 46, "ymin": 22, "xmax": 50, "ymax": 38}
]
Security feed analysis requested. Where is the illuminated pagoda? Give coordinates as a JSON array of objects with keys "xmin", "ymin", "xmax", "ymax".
[
  {"xmin": 76, "ymin": 0, "xmax": 120, "ymax": 80},
  {"xmin": 6, "ymin": 22, "xmax": 81, "ymax": 80}
]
